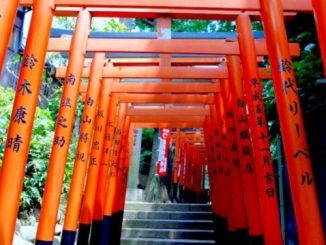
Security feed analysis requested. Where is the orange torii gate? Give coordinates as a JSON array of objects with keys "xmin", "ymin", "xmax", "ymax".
[
  {"xmin": 68, "ymin": 74, "xmax": 213, "ymax": 243},
  {"xmin": 48, "ymin": 31, "xmax": 298, "ymax": 242},
  {"xmin": 170, "ymin": 131, "xmax": 207, "ymax": 199},
  {"xmin": 87, "ymin": 102, "xmax": 211, "ymax": 245},
  {"xmin": 72, "ymin": 51, "xmax": 280, "ymax": 245},
  {"xmin": 73, "ymin": 55, "xmax": 265, "ymax": 68},
  {"xmin": 55, "ymin": 66, "xmax": 273, "ymax": 80},
  {"xmin": 0, "ymin": 1, "xmax": 325, "ymax": 245},
  {"xmin": 47, "ymin": 38, "xmax": 301, "ymax": 56},
  {"xmin": 18, "ymin": 0, "xmax": 312, "ymax": 11},
  {"xmin": 77, "ymin": 76, "xmax": 214, "ymax": 244}
]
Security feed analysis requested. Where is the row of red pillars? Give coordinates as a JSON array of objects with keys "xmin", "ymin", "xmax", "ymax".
[{"xmin": 0, "ymin": 0, "xmax": 325, "ymax": 244}]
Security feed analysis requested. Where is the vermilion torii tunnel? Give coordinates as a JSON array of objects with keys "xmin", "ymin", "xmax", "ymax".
[{"xmin": 0, "ymin": 0, "xmax": 326, "ymax": 244}]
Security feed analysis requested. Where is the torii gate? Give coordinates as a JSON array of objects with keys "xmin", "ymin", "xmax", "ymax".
[
  {"xmin": 76, "ymin": 82, "xmax": 213, "ymax": 245},
  {"xmin": 0, "ymin": 0, "xmax": 325, "ymax": 245}
]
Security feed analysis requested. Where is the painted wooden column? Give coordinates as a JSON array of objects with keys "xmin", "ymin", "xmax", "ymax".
[
  {"xmin": 311, "ymin": 0, "xmax": 326, "ymax": 77},
  {"xmin": 90, "ymin": 93, "xmax": 118, "ymax": 245},
  {"xmin": 191, "ymin": 153, "xmax": 196, "ymax": 193},
  {"xmin": 0, "ymin": 0, "xmax": 20, "ymax": 74},
  {"xmin": 220, "ymin": 79, "xmax": 248, "ymax": 240},
  {"xmin": 180, "ymin": 140, "xmax": 187, "ymax": 191},
  {"xmin": 236, "ymin": 14, "xmax": 283, "ymax": 245},
  {"xmin": 195, "ymin": 156, "xmax": 203, "ymax": 194},
  {"xmin": 209, "ymin": 105, "xmax": 225, "ymax": 222},
  {"xmin": 214, "ymin": 91, "xmax": 237, "ymax": 238},
  {"xmin": 204, "ymin": 115, "xmax": 218, "ymax": 214},
  {"xmin": 260, "ymin": 1, "xmax": 325, "ymax": 244},
  {"xmin": 61, "ymin": 53, "xmax": 106, "ymax": 245},
  {"xmin": 212, "ymin": 95, "xmax": 228, "ymax": 235},
  {"xmin": 100, "ymin": 103, "xmax": 128, "ymax": 245},
  {"xmin": 119, "ymin": 124, "xmax": 133, "ymax": 210},
  {"xmin": 77, "ymin": 78, "xmax": 112, "ymax": 244},
  {"xmin": 172, "ymin": 129, "xmax": 181, "ymax": 200},
  {"xmin": 207, "ymin": 105, "xmax": 225, "ymax": 218},
  {"xmin": 117, "ymin": 119, "xmax": 132, "ymax": 211},
  {"xmin": 173, "ymin": 130, "xmax": 181, "ymax": 185},
  {"xmin": 111, "ymin": 114, "xmax": 131, "ymax": 244},
  {"xmin": 0, "ymin": 1, "xmax": 55, "ymax": 244},
  {"xmin": 227, "ymin": 55, "xmax": 264, "ymax": 244},
  {"xmin": 178, "ymin": 136, "xmax": 186, "ymax": 199},
  {"xmin": 184, "ymin": 143, "xmax": 190, "ymax": 193},
  {"xmin": 185, "ymin": 144, "xmax": 193, "ymax": 193},
  {"xmin": 36, "ymin": 10, "xmax": 91, "ymax": 244}
]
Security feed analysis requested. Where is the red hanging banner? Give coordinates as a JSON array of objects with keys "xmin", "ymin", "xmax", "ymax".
[{"xmin": 156, "ymin": 128, "xmax": 171, "ymax": 177}]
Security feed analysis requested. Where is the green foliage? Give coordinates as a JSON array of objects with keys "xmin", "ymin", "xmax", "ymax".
[
  {"xmin": 0, "ymin": 85, "xmax": 82, "ymax": 217},
  {"xmin": 53, "ymin": 17, "xmax": 77, "ymax": 29},
  {"xmin": 48, "ymin": 87, "xmax": 63, "ymax": 121},
  {"xmin": 141, "ymin": 129, "xmax": 154, "ymax": 151},
  {"xmin": 135, "ymin": 19, "xmax": 263, "ymax": 33},
  {"xmin": 142, "ymin": 128, "xmax": 154, "ymax": 144},
  {"xmin": 134, "ymin": 19, "xmax": 156, "ymax": 32},
  {"xmin": 0, "ymin": 87, "xmax": 15, "ymax": 162},
  {"xmin": 293, "ymin": 33, "xmax": 323, "ymax": 97},
  {"xmin": 252, "ymin": 21, "xmax": 263, "ymax": 31},
  {"xmin": 0, "ymin": 87, "xmax": 54, "ymax": 214},
  {"xmin": 135, "ymin": 19, "xmax": 224, "ymax": 32},
  {"xmin": 172, "ymin": 20, "xmax": 218, "ymax": 32},
  {"xmin": 21, "ymin": 131, "xmax": 54, "ymax": 213},
  {"xmin": 216, "ymin": 21, "xmax": 236, "ymax": 32},
  {"xmin": 53, "ymin": 16, "xmax": 129, "ymax": 32},
  {"xmin": 11, "ymin": 53, "xmax": 22, "ymax": 63},
  {"xmin": 92, "ymin": 18, "xmax": 128, "ymax": 32},
  {"xmin": 46, "ymin": 53, "xmax": 68, "ymax": 68},
  {"xmin": 140, "ymin": 129, "xmax": 155, "ymax": 164}
]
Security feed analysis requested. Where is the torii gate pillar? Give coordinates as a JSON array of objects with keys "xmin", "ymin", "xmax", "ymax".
[
  {"xmin": 0, "ymin": 0, "xmax": 20, "ymax": 74},
  {"xmin": 260, "ymin": 0, "xmax": 325, "ymax": 244}
]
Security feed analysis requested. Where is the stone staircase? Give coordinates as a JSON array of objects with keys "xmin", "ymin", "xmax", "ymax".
[{"xmin": 120, "ymin": 202, "xmax": 216, "ymax": 245}]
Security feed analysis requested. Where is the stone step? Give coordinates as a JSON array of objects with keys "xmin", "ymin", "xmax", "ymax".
[
  {"xmin": 122, "ymin": 219, "xmax": 214, "ymax": 230},
  {"xmin": 120, "ymin": 237, "xmax": 215, "ymax": 245},
  {"xmin": 123, "ymin": 210, "xmax": 213, "ymax": 220},
  {"xmin": 124, "ymin": 202, "xmax": 211, "ymax": 212},
  {"xmin": 121, "ymin": 228, "xmax": 215, "ymax": 240},
  {"xmin": 122, "ymin": 202, "xmax": 215, "ymax": 244}
]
